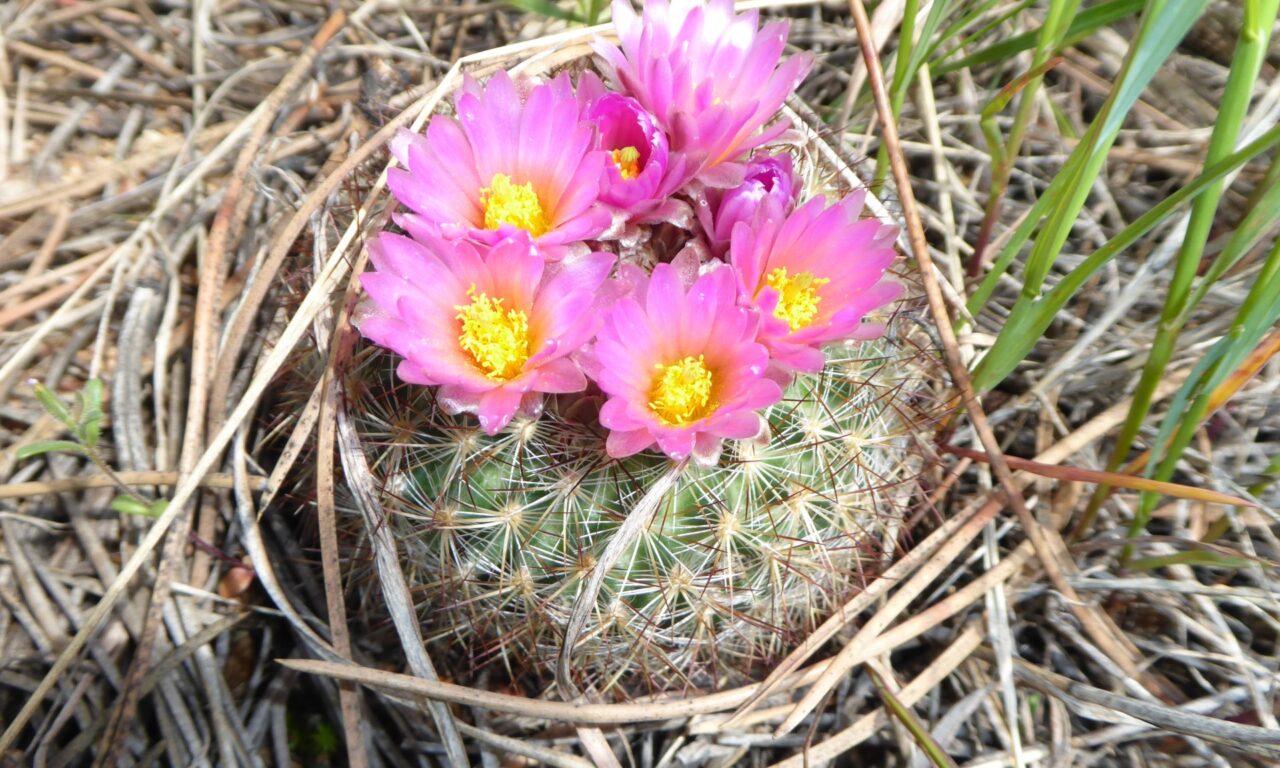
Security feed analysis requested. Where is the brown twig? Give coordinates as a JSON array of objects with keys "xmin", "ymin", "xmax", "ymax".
[{"xmin": 0, "ymin": 471, "xmax": 266, "ymax": 499}]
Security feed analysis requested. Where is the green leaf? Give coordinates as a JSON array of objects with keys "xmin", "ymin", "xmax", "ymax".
[
  {"xmin": 111, "ymin": 495, "xmax": 165, "ymax": 518},
  {"xmin": 16, "ymin": 440, "xmax": 86, "ymax": 460},
  {"xmin": 505, "ymin": 0, "xmax": 584, "ymax": 23},
  {"xmin": 80, "ymin": 416, "xmax": 103, "ymax": 450},
  {"xmin": 79, "ymin": 378, "xmax": 103, "ymax": 416},
  {"xmin": 77, "ymin": 378, "xmax": 105, "ymax": 448},
  {"xmin": 32, "ymin": 382, "xmax": 75, "ymax": 428},
  {"xmin": 1128, "ymin": 550, "xmax": 1255, "ymax": 572},
  {"xmin": 309, "ymin": 721, "xmax": 339, "ymax": 756}
]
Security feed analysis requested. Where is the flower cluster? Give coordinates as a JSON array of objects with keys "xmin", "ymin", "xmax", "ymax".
[{"xmin": 358, "ymin": 0, "xmax": 901, "ymax": 465}]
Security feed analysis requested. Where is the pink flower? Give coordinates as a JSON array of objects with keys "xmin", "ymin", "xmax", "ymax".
[
  {"xmin": 594, "ymin": 262, "xmax": 782, "ymax": 464},
  {"xmin": 578, "ymin": 72, "xmax": 687, "ymax": 222},
  {"xmin": 387, "ymin": 71, "xmax": 611, "ymax": 255},
  {"xmin": 594, "ymin": 0, "xmax": 813, "ymax": 189},
  {"xmin": 731, "ymin": 191, "xmax": 902, "ymax": 373},
  {"xmin": 697, "ymin": 152, "xmax": 798, "ymax": 256},
  {"xmin": 358, "ymin": 232, "xmax": 615, "ymax": 434}
]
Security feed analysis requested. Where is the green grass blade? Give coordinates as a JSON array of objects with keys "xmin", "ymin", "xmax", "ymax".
[
  {"xmin": 971, "ymin": 123, "xmax": 1280, "ymax": 390},
  {"xmin": 1020, "ymin": 0, "xmax": 1210, "ymax": 295},
  {"xmin": 935, "ymin": 0, "xmax": 1143, "ymax": 74},
  {"xmin": 869, "ymin": 667, "xmax": 959, "ymax": 767},
  {"xmin": 1248, "ymin": 453, "xmax": 1280, "ymax": 496},
  {"xmin": 873, "ymin": 0, "xmax": 922, "ymax": 190},
  {"xmin": 1129, "ymin": 237, "xmax": 1280, "ymax": 546},
  {"xmin": 926, "ymin": 0, "xmax": 1008, "ymax": 67},
  {"xmin": 504, "ymin": 0, "xmax": 584, "ymax": 23},
  {"xmin": 900, "ymin": 0, "xmax": 953, "ymax": 96},
  {"xmin": 968, "ymin": 0, "xmax": 1209, "ymax": 315},
  {"xmin": 1128, "ymin": 550, "xmax": 1255, "ymax": 572},
  {"xmin": 1182, "ymin": 153, "xmax": 1280, "ymax": 320},
  {"xmin": 1103, "ymin": 0, "xmax": 1278, "ymax": 524}
]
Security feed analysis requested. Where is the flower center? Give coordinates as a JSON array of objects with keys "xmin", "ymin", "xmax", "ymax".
[
  {"xmin": 765, "ymin": 267, "xmax": 829, "ymax": 332},
  {"xmin": 455, "ymin": 285, "xmax": 531, "ymax": 381},
  {"xmin": 610, "ymin": 146, "xmax": 642, "ymax": 180},
  {"xmin": 649, "ymin": 355, "xmax": 715, "ymax": 426},
  {"xmin": 480, "ymin": 173, "xmax": 549, "ymax": 236}
]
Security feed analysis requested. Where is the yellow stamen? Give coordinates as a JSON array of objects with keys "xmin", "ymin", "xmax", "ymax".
[
  {"xmin": 649, "ymin": 355, "xmax": 715, "ymax": 426},
  {"xmin": 765, "ymin": 267, "xmax": 829, "ymax": 332},
  {"xmin": 610, "ymin": 146, "xmax": 642, "ymax": 180},
  {"xmin": 480, "ymin": 173, "xmax": 549, "ymax": 236},
  {"xmin": 455, "ymin": 285, "xmax": 531, "ymax": 381}
]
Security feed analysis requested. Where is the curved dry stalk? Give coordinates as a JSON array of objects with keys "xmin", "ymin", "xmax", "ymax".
[
  {"xmin": 278, "ymin": 656, "xmax": 829, "ymax": 725},
  {"xmin": 556, "ymin": 461, "xmax": 687, "ymax": 696}
]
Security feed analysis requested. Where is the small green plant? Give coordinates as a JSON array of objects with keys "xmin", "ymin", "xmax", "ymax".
[
  {"xmin": 18, "ymin": 379, "xmax": 167, "ymax": 519},
  {"xmin": 505, "ymin": 0, "xmax": 607, "ymax": 26}
]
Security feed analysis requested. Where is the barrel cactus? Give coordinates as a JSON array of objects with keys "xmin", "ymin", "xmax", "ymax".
[{"xmin": 336, "ymin": 0, "xmax": 940, "ymax": 696}]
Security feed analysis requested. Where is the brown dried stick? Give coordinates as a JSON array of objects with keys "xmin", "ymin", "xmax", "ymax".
[
  {"xmin": 0, "ymin": 471, "xmax": 266, "ymax": 499},
  {"xmin": 317, "ymin": 355, "xmax": 369, "ymax": 766}
]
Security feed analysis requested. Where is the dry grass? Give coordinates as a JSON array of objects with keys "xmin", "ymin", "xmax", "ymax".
[{"xmin": 0, "ymin": 1, "xmax": 1277, "ymax": 766}]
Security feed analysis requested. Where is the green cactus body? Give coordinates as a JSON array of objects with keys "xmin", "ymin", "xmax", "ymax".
[
  {"xmin": 332, "ymin": 97, "xmax": 936, "ymax": 694},
  {"xmin": 348, "ymin": 332, "xmax": 930, "ymax": 695}
]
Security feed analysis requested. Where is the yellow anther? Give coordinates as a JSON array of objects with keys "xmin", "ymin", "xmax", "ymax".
[
  {"xmin": 480, "ymin": 173, "xmax": 549, "ymax": 236},
  {"xmin": 455, "ymin": 285, "xmax": 531, "ymax": 380},
  {"xmin": 649, "ymin": 355, "xmax": 715, "ymax": 426},
  {"xmin": 765, "ymin": 267, "xmax": 829, "ymax": 332},
  {"xmin": 610, "ymin": 146, "xmax": 642, "ymax": 180}
]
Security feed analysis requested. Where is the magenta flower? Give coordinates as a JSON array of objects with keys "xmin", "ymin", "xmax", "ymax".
[
  {"xmin": 388, "ymin": 71, "xmax": 611, "ymax": 255},
  {"xmin": 578, "ymin": 72, "xmax": 687, "ymax": 222},
  {"xmin": 698, "ymin": 152, "xmax": 798, "ymax": 256},
  {"xmin": 358, "ymin": 232, "xmax": 615, "ymax": 434},
  {"xmin": 731, "ymin": 191, "xmax": 902, "ymax": 373},
  {"xmin": 594, "ymin": 0, "xmax": 813, "ymax": 188},
  {"xmin": 594, "ymin": 262, "xmax": 782, "ymax": 464}
]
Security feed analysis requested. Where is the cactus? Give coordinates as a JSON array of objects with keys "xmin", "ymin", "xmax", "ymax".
[
  {"xmin": 322, "ymin": 0, "xmax": 943, "ymax": 695},
  {"xmin": 343, "ymin": 303, "xmax": 934, "ymax": 695}
]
